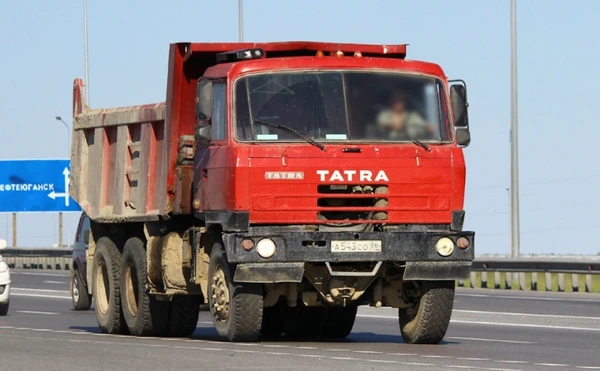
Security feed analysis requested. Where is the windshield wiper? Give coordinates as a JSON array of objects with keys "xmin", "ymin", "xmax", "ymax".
[
  {"xmin": 254, "ymin": 119, "xmax": 325, "ymax": 151},
  {"xmin": 411, "ymin": 138, "xmax": 431, "ymax": 152}
]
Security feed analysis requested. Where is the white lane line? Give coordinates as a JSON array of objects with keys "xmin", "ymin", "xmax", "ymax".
[
  {"xmin": 325, "ymin": 348, "xmax": 350, "ymax": 352},
  {"xmin": 16, "ymin": 310, "xmax": 59, "ymax": 315},
  {"xmin": 456, "ymin": 293, "xmax": 600, "ymax": 303},
  {"xmin": 457, "ymin": 357, "xmax": 491, "ymax": 361},
  {"xmin": 386, "ymin": 353, "xmax": 418, "ymax": 356},
  {"xmin": 262, "ymin": 344, "xmax": 289, "ymax": 348},
  {"xmin": 9, "ymin": 271, "xmax": 69, "ymax": 277},
  {"xmin": 447, "ymin": 366, "xmax": 475, "ymax": 369},
  {"xmin": 197, "ymin": 321, "xmax": 213, "ymax": 325},
  {"xmin": 11, "ymin": 288, "xmax": 70, "ymax": 293},
  {"xmin": 421, "ymin": 355, "xmax": 453, "ymax": 359},
  {"xmin": 455, "ymin": 309, "xmax": 600, "ymax": 321},
  {"xmin": 576, "ymin": 367, "xmax": 600, "ymax": 370},
  {"xmin": 534, "ymin": 363, "xmax": 570, "ymax": 367},
  {"xmin": 10, "ymin": 293, "xmax": 70, "ymax": 300},
  {"xmin": 357, "ymin": 314, "xmax": 600, "ymax": 332},
  {"xmin": 494, "ymin": 360, "xmax": 528, "ymax": 364},
  {"xmin": 451, "ymin": 319, "xmax": 600, "ymax": 332},
  {"xmin": 447, "ymin": 336, "xmax": 534, "ymax": 344},
  {"xmin": 43, "ymin": 280, "xmax": 67, "ymax": 284},
  {"xmin": 353, "ymin": 350, "xmax": 382, "ymax": 354},
  {"xmin": 296, "ymin": 346, "xmax": 318, "ymax": 350}
]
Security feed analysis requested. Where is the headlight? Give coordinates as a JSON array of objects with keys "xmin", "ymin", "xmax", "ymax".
[
  {"xmin": 435, "ymin": 237, "xmax": 455, "ymax": 257},
  {"xmin": 256, "ymin": 238, "xmax": 276, "ymax": 259},
  {"xmin": 0, "ymin": 261, "xmax": 8, "ymax": 273}
]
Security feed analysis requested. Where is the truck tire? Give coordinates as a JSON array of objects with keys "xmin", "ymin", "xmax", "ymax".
[
  {"xmin": 120, "ymin": 237, "xmax": 169, "ymax": 336},
  {"xmin": 282, "ymin": 303, "xmax": 327, "ymax": 338},
  {"xmin": 0, "ymin": 301, "xmax": 8, "ymax": 316},
  {"xmin": 164, "ymin": 295, "xmax": 201, "ymax": 337},
  {"xmin": 320, "ymin": 304, "xmax": 357, "ymax": 339},
  {"xmin": 71, "ymin": 269, "xmax": 92, "ymax": 310},
  {"xmin": 92, "ymin": 237, "xmax": 127, "ymax": 334},
  {"xmin": 208, "ymin": 243, "xmax": 263, "ymax": 342},
  {"xmin": 398, "ymin": 280, "xmax": 454, "ymax": 344},
  {"xmin": 260, "ymin": 302, "xmax": 283, "ymax": 337}
]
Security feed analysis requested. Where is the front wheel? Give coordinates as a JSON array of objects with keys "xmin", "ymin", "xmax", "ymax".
[
  {"xmin": 208, "ymin": 243, "xmax": 263, "ymax": 342},
  {"xmin": 398, "ymin": 280, "xmax": 455, "ymax": 344},
  {"xmin": 71, "ymin": 269, "xmax": 92, "ymax": 311}
]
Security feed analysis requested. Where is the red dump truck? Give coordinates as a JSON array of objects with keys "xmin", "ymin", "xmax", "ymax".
[{"xmin": 70, "ymin": 41, "xmax": 474, "ymax": 344}]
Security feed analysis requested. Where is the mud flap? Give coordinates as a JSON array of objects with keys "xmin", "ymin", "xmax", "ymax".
[
  {"xmin": 233, "ymin": 262, "xmax": 305, "ymax": 283},
  {"xmin": 403, "ymin": 261, "xmax": 472, "ymax": 281}
]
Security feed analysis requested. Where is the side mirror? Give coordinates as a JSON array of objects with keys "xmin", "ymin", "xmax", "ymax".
[
  {"xmin": 449, "ymin": 81, "xmax": 469, "ymax": 128},
  {"xmin": 456, "ymin": 127, "xmax": 471, "ymax": 147},
  {"xmin": 195, "ymin": 123, "xmax": 212, "ymax": 143},
  {"xmin": 196, "ymin": 79, "xmax": 214, "ymax": 120},
  {"xmin": 83, "ymin": 230, "xmax": 90, "ymax": 245}
]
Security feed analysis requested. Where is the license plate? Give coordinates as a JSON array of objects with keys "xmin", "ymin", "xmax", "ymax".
[{"xmin": 331, "ymin": 240, "xmax": 382, "ymax": 253}]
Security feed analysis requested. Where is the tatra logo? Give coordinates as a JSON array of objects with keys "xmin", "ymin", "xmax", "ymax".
[
  {"xmin": 316, "ymin": 170, "xmax": 389, "ymax": 182},
  {"xmin": 265, "ymin": 171, "xmax": 304, "ymax": 180}
]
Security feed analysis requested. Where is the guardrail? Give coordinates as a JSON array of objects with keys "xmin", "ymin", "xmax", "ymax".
[
  {"xmin": 1, "ymin": 248, "xmax": 73, "ymax": 271},
  {"xmin": 1, "ymin": 249, "xmax": 599, "ymax": 293},
  {"xmin": 463, "ymin": 255, "xmax": 600, "ymax": 293}
]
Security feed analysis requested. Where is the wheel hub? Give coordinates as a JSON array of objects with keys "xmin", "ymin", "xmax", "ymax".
[
  {"xmin": 211, "ymin": 265, "xmax": 230, "ymax": 322},
  {"xmin": 73, "ymin": 276, "xmax": 80, "ymax": 302}
]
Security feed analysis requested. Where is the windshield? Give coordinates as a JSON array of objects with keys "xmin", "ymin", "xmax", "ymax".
[{"xmin": 234, "ymin": 71, "xmax": 451, "ymax": 143}]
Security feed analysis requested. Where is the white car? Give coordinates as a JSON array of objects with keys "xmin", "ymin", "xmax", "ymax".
[{"xmin": 0, "ymin": 254, "xmax": 10, "ymax": 315}]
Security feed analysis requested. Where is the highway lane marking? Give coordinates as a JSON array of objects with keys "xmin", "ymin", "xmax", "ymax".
[
  {"xmin": 357, "ymin": 313, "xmax": 600, "ymax": 332},
  {"xmin": 457, "ymin": 357, "xmax": 491, "ymax": 361},
  {"xmin": 450, "ymin": 319, "xmax": 600, "ymax": 332},
  {"xmin": 576, "ymin": 367, "xmax": 600, "ymax": 370},
  {"xmin": 16, "ymin": 310, "xmax": 59, "ymax": 315},
  {"xmin": 456, "ymin": 293, "xmax": 600, "ymax": 303},
  {"xmin": 9, "ymin": 271, "xmax": 69, "ymax": 277},
  {"xmin": 534, "ymin": 363, "xmax": 570, "ymax": 367},
  {"xmin": 10, "ymin": 293, "xmax": 70, "ymax": 300},
  {"xmin": 494, "ymin": 360, "xmax": 528, "ymax": 364},
  {"xmin": 43, "ymin": 280, "xmax": 67, "ymax": 284},
  {"xmin": 11, "ymin": 288, "xmax": 70, "ymax": 293},
  {"xmin": 455, "ymin": 309, "xmax": 600, "ymax": 321},
  {"xmin": 447, "ymin": 336, "xmax": 534, "ymax": 344}
]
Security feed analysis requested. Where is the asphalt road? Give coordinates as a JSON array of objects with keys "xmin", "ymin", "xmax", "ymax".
[{"xmin": 1, "ymin": 270, "xmax": 599, "ymax": 371}]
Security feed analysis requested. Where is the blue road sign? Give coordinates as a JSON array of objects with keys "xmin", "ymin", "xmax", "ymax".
[{"xmin": 0, "ymin": 159, "xmax": 81, "ymax": 212}]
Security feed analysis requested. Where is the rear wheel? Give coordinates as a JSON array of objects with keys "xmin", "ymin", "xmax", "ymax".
[
  {"xmin": 164, "ymin": 295, "xmax": 201, "ymax": 337},
  {"xmin": 208, "ymin": 243, "xmax": 263, "ymax": 342},
  {"xmin": 398, "ymin": 280, "xmax": 455, "ymax": 344},
  {"xmin": 120, "ymin": 237, "xmax": 169, "ymax": 336},
  {"xmin": 71, "ymin": 269, "xmax": 92, "ymax": 311},
  {"xmin": 320, "ymin": 304, "xmax": 357, "ymax": 339},
  {"xmin": 92, "ymin": 237, "xmax": 127, "ymax": 334},
  {"xmin": 0, "ymin": 301, "xmax": 8, "ymax": 316},
  {"xmin": 261, "ymin": 302, "xmax": 284, "ymax": 338},
  {"xmin": 282, "ymin": 303, "xmax": 327, "ymax": 338}
]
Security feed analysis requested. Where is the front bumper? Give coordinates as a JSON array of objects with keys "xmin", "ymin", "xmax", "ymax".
[
  {"xmin": 0, "ymin": 271, "xmax": 10, "ymax": 303},
  {"xmin": 223, "ymin": 230, "xmax": 474, "ymax": 282}
]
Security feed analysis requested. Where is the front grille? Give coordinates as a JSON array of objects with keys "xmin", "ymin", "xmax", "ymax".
[{"xmin": 317, "ymin": 184, "xmax": 388, "ymax": 223}]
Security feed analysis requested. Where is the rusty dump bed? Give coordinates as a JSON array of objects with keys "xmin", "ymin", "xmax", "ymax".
[{"xmin": 69, "ymin": 41, "xmax": 408, "ymax": 222}]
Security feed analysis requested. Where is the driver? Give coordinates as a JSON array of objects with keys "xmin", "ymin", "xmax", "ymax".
[{"xmin": 375, "ymin": 91, "xmax": 434, "ymax": 140}]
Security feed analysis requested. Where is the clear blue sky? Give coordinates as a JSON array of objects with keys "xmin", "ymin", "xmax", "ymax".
[{"xmin": 1, "ymin": 1, "xmax": 599, "ymax": 255}]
